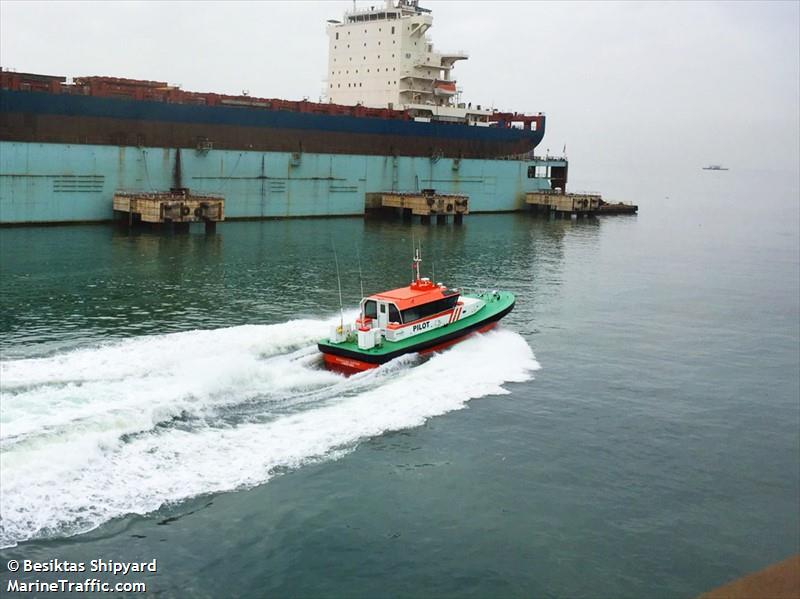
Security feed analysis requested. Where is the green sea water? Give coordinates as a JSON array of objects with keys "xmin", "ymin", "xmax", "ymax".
[{"xmin": 0, "ymin": 167, "xmax": 798, "ymax": 597}]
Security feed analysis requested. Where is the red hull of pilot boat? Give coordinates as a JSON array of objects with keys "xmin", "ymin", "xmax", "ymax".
[{"xmin": 322, "ymin": 320, "xmax": 499, "ymax": 375}]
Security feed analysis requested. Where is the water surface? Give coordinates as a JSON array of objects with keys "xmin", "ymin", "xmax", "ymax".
[{"xmin": 1, "ymin": 167, "xmax": 798, "ymax": 597}]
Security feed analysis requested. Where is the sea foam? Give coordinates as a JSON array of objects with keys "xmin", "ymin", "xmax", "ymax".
[{"xmin": 0, "ymin": 316, "xmax": 538, "ymax": 548}]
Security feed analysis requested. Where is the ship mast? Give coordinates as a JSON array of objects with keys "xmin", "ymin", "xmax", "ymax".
[{"xmin": 412, "ymin": 246, "xmax": 422, "ymax": 283}]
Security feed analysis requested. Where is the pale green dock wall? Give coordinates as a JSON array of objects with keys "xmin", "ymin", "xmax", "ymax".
[{"xmin": 0, "ymin": 142, "xmax": 566, "ymax": 224}]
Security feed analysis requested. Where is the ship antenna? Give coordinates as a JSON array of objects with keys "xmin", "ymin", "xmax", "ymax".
[{"xmin": 332, "ymin": 240, "xmax": 344, "ymax": 328}]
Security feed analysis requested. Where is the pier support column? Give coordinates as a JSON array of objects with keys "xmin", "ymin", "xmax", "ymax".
[
  {"xmin": 205, "ymin": 220, "xmax": 217, "ymax": 234},
  {"xmin": 420, "ymin": 215, "xmax": 430, "ymax": 225},
  {"xmin": 436, "ymin": 214, "xmax": 447, "ymax": 225},
  {"xmin": 454, "ymin": 213, "xmax": 463, "ymax": 225}
]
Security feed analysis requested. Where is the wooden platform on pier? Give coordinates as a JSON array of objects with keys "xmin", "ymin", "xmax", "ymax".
[
  {"xmin": 526, "ymin": 191, "xmax": 637, "ymax": 216},
  {"xmin": 113, "ymin": 189, "xmax": 224, "ymax": 231}
]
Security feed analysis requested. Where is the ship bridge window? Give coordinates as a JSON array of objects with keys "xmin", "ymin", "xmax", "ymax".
[
  {"xmin": 401, "ymin": 296, "xmax": 459, "ymax": 324},
  {"xmin": 389, "ymin": 305, "xmax": 401, "ymax": 323},
  {"xmin": 527, "ymin": 165, "xmax": 549, "ymax": 178},
  {"xmin": 336, "ymin": 33, "xmax": 339, "ymax": 40},
  {"xmin": 391, "ymin": 26, "xmax": 395, "ymax": 34},
  {"xmin": 364, "ymin": 300, "xmax": 378, "ymax": 319}
]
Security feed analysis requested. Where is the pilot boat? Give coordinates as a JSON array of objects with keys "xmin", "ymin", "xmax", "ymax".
[{"xmin": 318, "ymin": 249, "xmax": 515, "ymax": 373}]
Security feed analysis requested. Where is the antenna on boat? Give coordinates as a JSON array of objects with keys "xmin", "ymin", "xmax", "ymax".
[
  {"xmin": 332, "ymin": 240, "xmax": 344, "ymax": 328},
  {"xmin": 411, "ymin": 232, "xmax": 416, "ymax": 284},
  {"xmin": 412, "ymin": 240, "xmax": 422, "ymax": 282},
  {"xmin": 356, "ymin": 245, "xmax": 365, "ymax": 301}
]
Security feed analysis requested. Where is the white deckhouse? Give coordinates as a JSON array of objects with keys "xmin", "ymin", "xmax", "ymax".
[{"xmin": 326, "ymin": 0, "xmax": 493, "ymax": 124}]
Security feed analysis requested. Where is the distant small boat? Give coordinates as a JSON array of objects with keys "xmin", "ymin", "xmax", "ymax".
[{"xmin": 702, "ymin": 165, "xmax": 729, "ymax": 171}]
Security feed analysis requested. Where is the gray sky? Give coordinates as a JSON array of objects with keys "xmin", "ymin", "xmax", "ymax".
[{"xmin": 1, "ymin": 1, "xmax": 798, "ymax": 186}]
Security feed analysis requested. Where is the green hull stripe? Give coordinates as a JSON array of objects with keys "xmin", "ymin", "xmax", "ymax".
[{"xmin": 318, "ymin": 291, "xmax": 515, "ymax": 360}]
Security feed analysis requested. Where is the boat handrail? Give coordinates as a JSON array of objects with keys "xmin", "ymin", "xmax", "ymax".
[{"xmin": 456, "ymin": 286, "xmax": 491, "ymax": 297}]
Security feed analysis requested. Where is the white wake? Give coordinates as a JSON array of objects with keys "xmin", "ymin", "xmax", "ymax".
[{"xmin": 0, "ymin": 316, "xmax": 539, "ymax": 548}]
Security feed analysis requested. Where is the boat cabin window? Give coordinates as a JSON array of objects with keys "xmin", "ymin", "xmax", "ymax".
[
  {"xmin": 400, "ymin": 295, "xmax": 459, "ymax": 323},
  {"xmin": 364, "ymin": 300, "xmax": 377, "ymax": 319},
  {"xmin": 389, "ymin": 304, "xmax": 401, "ymax": 323}
]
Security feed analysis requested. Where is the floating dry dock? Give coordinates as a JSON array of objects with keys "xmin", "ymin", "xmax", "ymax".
[
  {"xmin": 113, "ymin": 189, "xmax": 224, "ymax": 232},
  {"xmin": 366, "ymin": 190, "xmax": 469, "ymax": 224},
  {"xmin": 526, "ymin": 190, "xmax": 637, "ymax": 217}
]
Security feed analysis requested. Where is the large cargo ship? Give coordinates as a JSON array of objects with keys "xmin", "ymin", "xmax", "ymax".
[{"xmin": 0, "ymin": 0, "xmax": 568, "ymax": 224}]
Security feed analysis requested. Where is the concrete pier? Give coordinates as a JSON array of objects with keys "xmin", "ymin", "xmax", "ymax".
[
  {"xmin": 526, "ymin": 190, "xmax": 637, "ymax": 217},
  {"xmin": 113, "ymin": 188, "xmax": 224, "ymax": 233},
  {"xmin": 365, "ymin": 190, "xmax": 469, "ymax": 224}
]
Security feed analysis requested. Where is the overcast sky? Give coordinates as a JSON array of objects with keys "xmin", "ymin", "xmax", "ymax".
[{"xmin": 1, "ymin": 1, "xmax": 798, "ymax": 186}]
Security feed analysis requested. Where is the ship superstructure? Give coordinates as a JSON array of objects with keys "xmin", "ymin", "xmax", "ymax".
[{"xmin": 327, "ymin": 0, "xmax": 489, "ymax": 125}]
